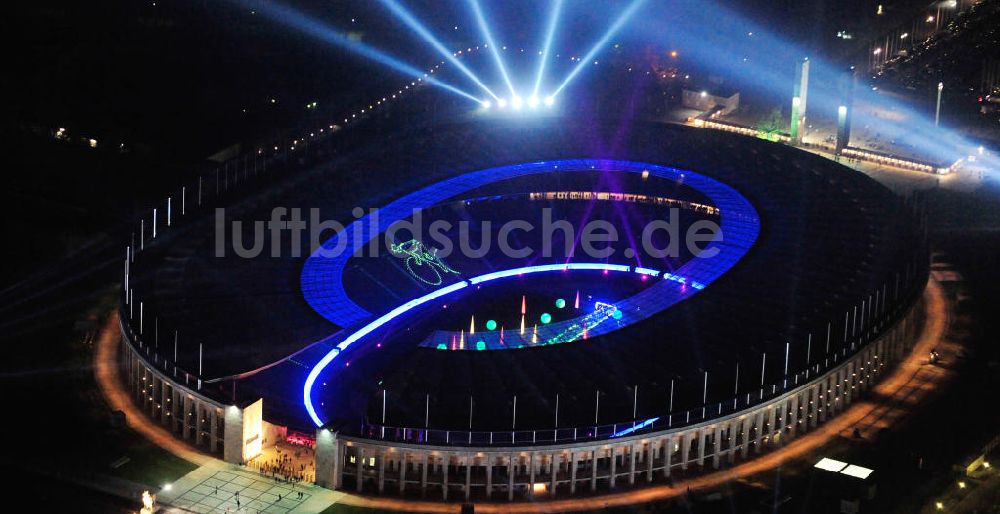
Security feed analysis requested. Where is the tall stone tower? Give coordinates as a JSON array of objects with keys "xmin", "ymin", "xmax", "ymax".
[{"xmin": 790, "ymin": 58, "xmax": 810, "ymax": 146}]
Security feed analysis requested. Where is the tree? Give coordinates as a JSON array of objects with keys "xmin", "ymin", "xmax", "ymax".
[{"xmin": 757, "ymin": 107, "xmax": 785, "ymax": 135}]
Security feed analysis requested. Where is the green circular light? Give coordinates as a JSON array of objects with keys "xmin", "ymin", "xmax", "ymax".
[
  {"xmin": 436, "ymin": 343, "xmax": 447, "ymax": 350},
  {"xmin": 540, "ymin": 312, "xmax": 552, "ymax": 324},
  {"xmin": 555, "ymin": 298, "xmax": 566, "ymax": 309},
  {"xmin": 486, "ymin": 319, "xmax": 498, "ymax": 331},
  {"xmin": 612, "ymin": 309, "xmax": 623, "ymax": 320},
  {"xmin": 476, "ymin": 340, "xmax": 486, "ymax": 351}
]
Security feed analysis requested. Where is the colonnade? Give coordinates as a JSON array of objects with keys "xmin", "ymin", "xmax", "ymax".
[{"xmin": 315, "ymin": 296, "xmax": 922, "ymax": 501}]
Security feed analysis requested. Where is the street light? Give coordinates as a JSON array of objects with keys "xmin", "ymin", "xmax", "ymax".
[{"xmin": 935, "ymin": 82, "xmax": 944, "ymax": 126}]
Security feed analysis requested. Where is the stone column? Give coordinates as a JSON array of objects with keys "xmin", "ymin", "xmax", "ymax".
[
  {"xmin": 697, "ymin": 429, "xmax": 707, "ymax": 467},
  {"xmin": 609, "ymin": 446, "xmax": 617, "ymax": 489},
  {"xmin": 528, "ymin": 452, "xmax": 536, "ymax": 496},
  {"xmin": 182, "ymin": 395, "xmax": 193, "ymax": 441},
  {"xmin": 485, "ymin": 456, "xmax": 492, "ymax": 498},
  {"xmin": 209, "ymin": 408, "xmax": 219, "ymax": 453},
  {"xmin": 819, "ymin": 378, "xmax": 829, "ymax": 422},
  {"xmin": 755, "ymin": 409, "xmax": 766, "ymax": 452},
  {"xmin": 741, "ymin": 417, "xmax": 751, "ymax": 458},
  {"xmin": 712, "ymin": 425, "xmax": 722, "ymax": 468},
  {"xmin": 550, "ymin": 453, "xmax": 558, "ymax": 494},
  {"xmin": 646, "ymin": 441, "xmax": 655, "ymax": 482},
  {"xmin": 420, "ymin": 452, "xmax": 428, "ymax": 498},
  {"xmin": 442, "ymin": 454, "xmax": 449, "ymax": 500},
  {"xmin": 195, "ymin": 401, "xmax": 205, "ymax": 446},
  {"xmin": 314, "ymin": 429, "xmax": 341, "ymax": 489},
  {"xmin": 810, "ymin": 385, "xmax": 819, "ymax": 428},
  {"xmin": 464, "ymin": 454, "xmax": 472, "ymax": 501},
  {"xmin": 570, "ymin": 452, "xmax": 578, "ymax": 493},
  {"xmin": 171, "ymin": 389, "xmax": 181, "ymax": 433},
  {"xmin": 726, "ymin": 421, "xmax": 736, "ymax": 464},
  {"xmin": 222, "ymin": 405, "xmax": 243, "ymax": 464},
  {"xmin": 831, "ymin": 371, "xmax": 842, "ymax": 415},
  {"xmin": 150, "ymin": 376, "xmax": 159, "ymax": 417},
  {"xmin": 378, "ymin": 449, "xmax": 386, "ymax": 493},
  {"xmin": 680, "ymin": 432, "xmax": 691, "ymax": 470},
  {"xmin": 789, "ymin": 394, "xmax": 800, "ymax": 437},
  {"xmin": 590, "ymin": 449, "xmax": 598, "ymax": 491},
  {"xmin": 136, "ymin": 359, "xmax": 143, "ymax": 399},
  {"xmin": 160, "ymin": 381, "xmax": 170, "ymax": 426},
  {"xmin": 626, "ymin": 444, "xmax": 635, "ymax": 485},
  {"xmin": 399, "ymin": 451, "xmax": 407, "ymax": 494},
  {"xmin": 845, "ymin": 362, "xmax": 854, "ymax": 405},
  {"xmin": 664, "ymin": 436, "xmax": 673, "ymax": 477},
  {"xmin": 767, "ymin": 406, "xmax": 777, "ymax": 446},
  {"xmin": 508, "ymin": 454, "xmax": 515, "ymax": 501},
  {"xmin": 140, "ymin": 368, "xmax": 149, "ymax": 408},
  {"xmin": 775, "ymin": 402, "xmax": 786, "ymax": 444},
  {"xmin": 356, "ymin": 447, "xmax": 365, "ymax": 492}
]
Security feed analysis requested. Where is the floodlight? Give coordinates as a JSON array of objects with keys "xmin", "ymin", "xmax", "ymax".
[
  {"xmin": 814, "ymin": 457, "xmax": 848, "ymax": 472},
  {"xmin": 841, "ymin": 464, "xmax": 874, "ymax": 479}
]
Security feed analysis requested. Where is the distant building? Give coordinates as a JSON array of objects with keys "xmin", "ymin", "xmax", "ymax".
[{"xmin": 681, "ymin": 86, "xmax": 740, "ymax": 115}]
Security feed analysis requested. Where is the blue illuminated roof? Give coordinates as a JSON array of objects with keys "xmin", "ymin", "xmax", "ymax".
[
  {"xmin": 301, "ymin": 159, "xmax": 759, "ymax": 328},
  {"xmin": 301, "ymin": 159, "xmax": 760, "ymax": 427}
]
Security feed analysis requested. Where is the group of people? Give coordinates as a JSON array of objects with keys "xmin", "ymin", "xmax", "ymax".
[
  {"xmin": 213, "ymin": 475, "xmax": 308, "ymax": 513},
  {"xmin": 248, "ymin": 447, "xmax": 316, "ymax": 484}
]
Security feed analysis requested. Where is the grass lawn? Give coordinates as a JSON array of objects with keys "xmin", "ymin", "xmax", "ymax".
[{"xmin": 103, "ymin": 433, "xmax": 198, "ymax": 487}]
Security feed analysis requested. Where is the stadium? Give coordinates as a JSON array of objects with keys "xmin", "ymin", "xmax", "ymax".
[{"xmin": 119, "ymin": 115, "xmax": 928, "ymax": 502}]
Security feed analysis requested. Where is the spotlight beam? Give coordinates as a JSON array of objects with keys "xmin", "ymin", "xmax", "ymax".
[
  {"xmin": 551, "ymin": 0, "xmax": 648, "ymax": 97},
  {"xmin": 532, "ymin": 0, "xmax": 564, "ymax": 98},
  {"xmin": 377, "ymin": 0, "xmax": 500, "ymax": 100},
  {"xmin": 469, "ymin": 0, "xmax": 517, "ymax": 97},
  {"xmin": 248, "ymin": 1, "xmax": 481, "ymax": 104}
]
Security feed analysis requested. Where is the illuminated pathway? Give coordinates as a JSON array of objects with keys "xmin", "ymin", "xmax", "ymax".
[
  {"xmin": 94, "ymin": 312, "xmax": 213, "ymax": 468},
  {"xmin": 97, "ymin": 279, "xmax": 952, "ymax": 513}
]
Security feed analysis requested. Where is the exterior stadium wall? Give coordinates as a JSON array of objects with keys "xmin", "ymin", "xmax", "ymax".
[
  {"xmin": 312, "ymin": 286, "xmax": 926, "ymax": 501},
  {"xmin": 118, "ymin": 315, "xmax": 248, "ymax": 464}
]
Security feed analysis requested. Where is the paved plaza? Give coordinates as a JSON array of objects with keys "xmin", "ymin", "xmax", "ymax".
[{"xmin": 158, "ymin": 462, "xmax": 341, "ymax": 514}]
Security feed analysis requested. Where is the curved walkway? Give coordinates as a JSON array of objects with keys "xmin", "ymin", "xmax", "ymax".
[
  {"xmin": 94, "ymin": 312, "xmax": 212, "ymax": 467},
  {"xmin": 94, "ymin": 278, "xmax": 951, "ymax": 513}
]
